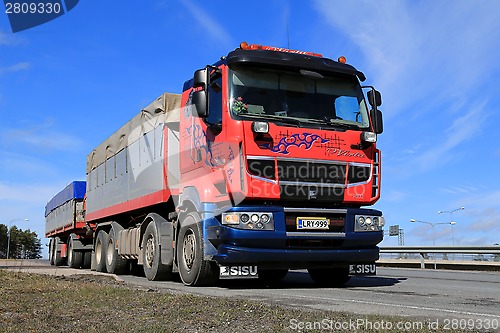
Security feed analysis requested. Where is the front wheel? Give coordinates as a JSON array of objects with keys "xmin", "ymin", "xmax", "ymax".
[
  {"xmin": 308, "ymin": 267, "xmax": 351, "ymax": 287},
  {"xmin": 177, "ymin": 213, "xmax": 218, "ymax": 286}
]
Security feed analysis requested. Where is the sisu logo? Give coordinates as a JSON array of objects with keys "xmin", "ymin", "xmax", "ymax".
[
  {"xmin": 263, "ymin": 133, "xmax": 329, "ymax": 155},
  {"xmin": 4, "ymin": 0, "xmax": 79, "ymax": 33}
]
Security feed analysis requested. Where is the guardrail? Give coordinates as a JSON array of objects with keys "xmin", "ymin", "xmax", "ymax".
[{"xmin": 379, "ymin": 246, "xmax": 500, "ymax": 270}]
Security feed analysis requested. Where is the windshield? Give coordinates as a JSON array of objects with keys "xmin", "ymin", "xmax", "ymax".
[{"xmin": 229, "ymin": 68, "xmax": 370, "ymax": 129}]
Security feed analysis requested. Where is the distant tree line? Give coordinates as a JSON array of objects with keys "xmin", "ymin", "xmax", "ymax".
[{"xmin": 0, "ymin": 224, "xmax": 42, "ymax": 259}]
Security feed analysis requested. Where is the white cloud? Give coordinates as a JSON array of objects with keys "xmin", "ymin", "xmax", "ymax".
[
  {"xmin": 314, "ymin": 0, "xmax": 500, "ymax": 118},
  {"xmin": 0, "ymin": 62, "xmax": 30, "ymax": 75},
  {"xmin": 415, "ymin": 101, "xmax": 488, "ymax": 169},
  {"xmin": 0, "ymin": 181, "xmax": 65, "ymax": 204},
  {"xmin": 180, "ymin": 0, "xmax": 233, "ymax": 48},
  {"xmin": 1, "ymin": 125, "xmax": 83, "ymax": 152},
  {"xmin": 0, "ymin": 31, "xmax": 24, "ymax": 45}
]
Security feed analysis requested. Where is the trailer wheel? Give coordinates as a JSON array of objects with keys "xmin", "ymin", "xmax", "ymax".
[
  {"xmin": 67, "ymin": 239, "xmax": 83, "ymax": 268},
  {"xmin": 106, "ymin": 229, "xmax": 126, "ymax": 275},
  {"xmin": 142, "ymin": 222, "xmax": 172, "ymax": 281},
  {"xmin": 83, "ymin": 251, "xmax": 92, "ymax": 269},
  {"xmin": 177, "ymin": 212, "xmax": 218, "ymax": 286},
  {"xmin": 307, "ymin": 267, "xmax": 351, "ymax": 287},
  {"xmin": 95, "ymin": 230, "xmax": 108, "ymax": 273},
  {"xmin": 54, "ymin": 237, "xmax": 66, "ymax": 266},
  {"xmin": 49, "ymin": 239, "xmax": 55, "ymax": 266}
]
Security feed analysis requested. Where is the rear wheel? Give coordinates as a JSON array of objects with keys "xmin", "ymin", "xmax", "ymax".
[
  {"xmin": 177, "ymin": 212, "xmax": 218, "ymax": 286},
  {"xmin": 83, "ymin": 251, "xmax": 92, "ymax": 269},
  {"xmin": 106, "ymin": 229, "xmax": 126, "ymax": 274},
  {"xmin": 49, "ymin": 239, "xmax": 55, "ymax": 266},
  {"xmin": 95, "ymin": 230, "xmax": 108, "ymax": 273},
  {"xmin": 308, "ymin": 267, "xmax": 351, "ymax": 287},
  {"xmin": 54, "ymin": 237, "xmax": 66, "ymax": 266},
  {"xmin": 67, "ymin": 239, "xmax": 83, "ymax": 268},
  {"xmin": 142, "ymin": 222, "xmax": 172, "ymax": 281}
]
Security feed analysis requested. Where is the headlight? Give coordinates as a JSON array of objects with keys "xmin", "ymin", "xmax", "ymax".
[
  {"xmin": 355, "ymin": 214, "xmax": 383, "ymax": 232},
  {"xmin": 221, "ymin": 212, "xmax": 274, "ymax": 231}
]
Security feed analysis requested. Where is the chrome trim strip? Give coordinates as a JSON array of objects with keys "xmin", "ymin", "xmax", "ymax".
[
  {"xmin": 284, "ymin": 207, "xmax": 347, "ymax": 214},
  {"xmin": 280, "ymin": 181, "xmax": 346, "ymax": 188},
  {"xmin": 286, "ymin": 232, "xmax": 346, "ymax": 238},
  {"xmin": 246, "ymin": 171, "xmax": 278, "ymax": 184},
  {"xmin": 277, "ymin": 156, "xmax": 347, "ymax": 165},
  {"xmin": 247, "ymin": 155, "xmax": 275, "ymax": 161}
]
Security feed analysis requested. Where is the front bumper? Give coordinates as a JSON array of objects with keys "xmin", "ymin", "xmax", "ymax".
[
  {"xmin": 204, "ymin": 206, "xmax": 383, "ymax": 269},
  {"xmin": 213, "ymin": 244, "xmax": 379, "ymax": 269}
]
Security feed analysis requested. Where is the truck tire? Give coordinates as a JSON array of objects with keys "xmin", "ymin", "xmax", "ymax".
[
  {"xmin": 54, "ymin": 237, "xmax": 66, "ymax": 266},
  {"xmin": 49, "ymin": 239, "xmax": 55, "ymax": 266},
  {"xmin": 142, "ymin": 222, "xmax": 172, "ymax": 281},
  {"xmin": 95, "ymin": 230, "xmax": 108, "ymax": 273},
  {"xmin": 83, "ymin": 251, "xmax": 92, "ymax": 269},
  {"xmin": 177, "ymin": 212, "xmax": 218, "ymax": 286},
  {"xmin": 308, "ymin": 267, "xmax": 351, "ymax": 287},
  {"xmin": 106, "ymin": 229, "xmax": 126, "ymax": 275},
  {"xmin": 67, "ymin": 239, "xmax": 83, "ymax": 268}
]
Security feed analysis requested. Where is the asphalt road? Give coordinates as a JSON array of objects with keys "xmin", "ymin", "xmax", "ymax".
[{"xmin": 3, "ymin": 260, "xmax": 500, "ymax": 322}]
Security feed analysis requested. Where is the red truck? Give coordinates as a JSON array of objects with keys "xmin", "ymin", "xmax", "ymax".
[{"xmin": 45, "ymin": 42, "xmax": 385, "ymax": 286}]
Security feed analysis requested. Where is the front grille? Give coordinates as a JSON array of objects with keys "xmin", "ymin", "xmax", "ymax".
[
  {"xmin": 277, "ymin": 160, "xmax": 346, "ymax": 184},
  {"xmin": 280, "ymin": 184, "xmax": 344, "ymax": 203},
  {"xmin": 348, "ymin": 165, "xmax": 370, "ymax": 183},
  {"xmin": 247, "ymin": 159, "xmax": 275, "ymax": 179}
]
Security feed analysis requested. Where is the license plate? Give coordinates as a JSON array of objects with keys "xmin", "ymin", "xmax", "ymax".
[
  {"xmin": 349, "ymin": 264, "xmax": 376, "ymax": 275},
  {"xmin": 297, "ymin": 217, "xmax": 330, "ymax": 230},
  {"xmin": 219, "ymin": 266, "xmax": 258, "ymax": 279}
]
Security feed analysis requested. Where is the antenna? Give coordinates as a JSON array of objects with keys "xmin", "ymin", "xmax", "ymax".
[{"xmin": 286, "ymin": 13, "xmax": 290, "ymax": 48}]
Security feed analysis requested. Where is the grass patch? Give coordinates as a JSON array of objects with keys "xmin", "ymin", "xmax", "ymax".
[{"xmin": 0, "ymin": 269, "xmax": 464, "ymax": 332}]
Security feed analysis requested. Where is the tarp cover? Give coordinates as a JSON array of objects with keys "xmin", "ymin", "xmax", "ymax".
[
  {"xmin": 45, "ymin": 181, "xmax": 86, "ymax": 217},
  {"xmin": 86, "ymin": 92, "xmax": 181, "ymax": 174}
]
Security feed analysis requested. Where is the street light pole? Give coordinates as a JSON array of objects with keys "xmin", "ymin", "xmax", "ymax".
[
  {"xmin": 438, "ymin": 207, "xmax": 464, "ymax": 245},
  {"xmin": 410, "ymin": 219, "xmax": 456, "ymax": 269},
  {"xmin": 6, "ymin": 218, "xmax": 29, "ymax": 259}
]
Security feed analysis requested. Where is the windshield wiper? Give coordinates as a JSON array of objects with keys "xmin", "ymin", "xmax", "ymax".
[
  {"xmin": 237, "ymin": 113, "xmax": 302, "ymax": 127},
  {"xmin": 319, "ymin": 117, "xmax": 361, "ymax": 130}
]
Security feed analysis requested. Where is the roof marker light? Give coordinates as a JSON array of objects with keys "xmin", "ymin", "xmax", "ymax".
[
  {"xmin": 239, "ymin": 41, "xmax": 322, "ymax": 57},
  {"xmin": 338, "ymin": 56, "xmax": 347, "ymax": 64}
]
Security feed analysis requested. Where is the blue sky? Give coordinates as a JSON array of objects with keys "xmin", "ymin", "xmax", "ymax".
[{"xmin": 1, "ymin": 1, "xmax": 499, "ymax": 258}]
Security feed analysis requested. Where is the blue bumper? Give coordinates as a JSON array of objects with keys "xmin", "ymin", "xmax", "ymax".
[
  {"xmin": 213, "ymin": 244, "xmax": 379, "ymax": 269},
  {"xmin": 204, "ymin": 206, "xmax": 383, "ymax": 269}
]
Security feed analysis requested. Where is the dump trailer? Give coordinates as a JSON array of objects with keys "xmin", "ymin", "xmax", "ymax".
[
  {"xmin": 46, "ymin": 42, "xmax": 385, "ymax": 286},
  {"xmin": 45, "ymin": 181, "xmax": 93, "ymax": 268}
]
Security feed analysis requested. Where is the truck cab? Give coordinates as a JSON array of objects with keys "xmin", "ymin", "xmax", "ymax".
[{"xmin": 174, "ymin": 42, "xmax": 385, "ymax": 285}]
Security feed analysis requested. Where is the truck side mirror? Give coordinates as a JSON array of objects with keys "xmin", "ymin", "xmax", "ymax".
[
  {"xmin": 192, "ymin": 90, "xmax": 208, "ymax": 118},
  {"xmin": 192, "ymin": 68, "xmax": 209, "ymax": 118},
  {"xmin": 373, "ymin": 109, "xmax": 383, "ymax": 134},
  {"xmin": 367, "ymin": 90, "xmax": 382, "ymax": 108},
  {"xmin": 193, "ymin": 68, "xmax": 208, "ymax": 89}
]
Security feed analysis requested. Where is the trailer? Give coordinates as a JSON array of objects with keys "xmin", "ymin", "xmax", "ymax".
[
  {"xmin": 45, "ymin": 181, "xmax": 92, "ymax": 268},
  {"xmin": 46, "ymin": 42, "xmax": 385, "ymax": 286}
]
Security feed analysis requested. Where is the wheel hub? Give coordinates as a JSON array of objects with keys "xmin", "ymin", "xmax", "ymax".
[
  {"xmin": 183, "ymin": 230, "xmax": 196, "ymax": 269},
  {"xmin": 145, "ymin": 235, "xmax": 155, "ymax": 268}
]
